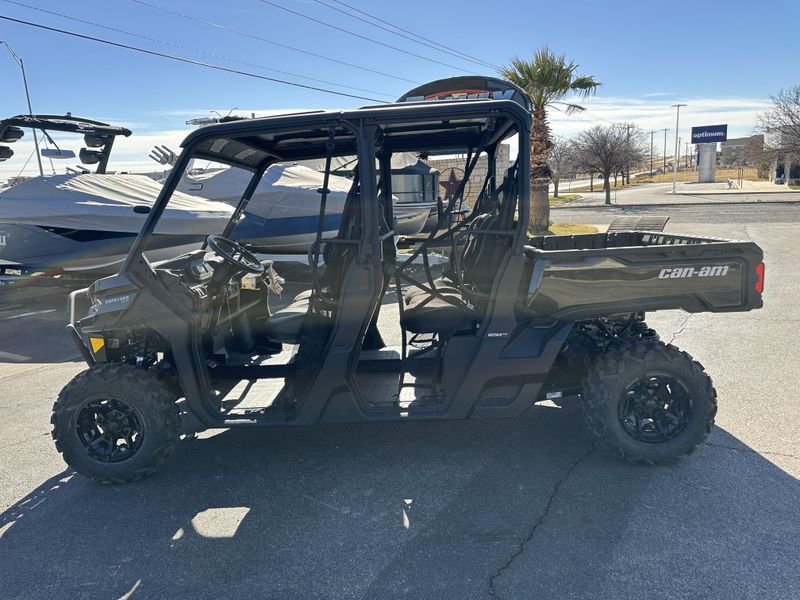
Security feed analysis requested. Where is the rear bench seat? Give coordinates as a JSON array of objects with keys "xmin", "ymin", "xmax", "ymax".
[{"xmin": 399, "ymin": 210, "xmax": 509, "ymax": 336}]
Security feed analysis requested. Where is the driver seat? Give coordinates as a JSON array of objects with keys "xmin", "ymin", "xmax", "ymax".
[
  {"xmin": 263, "ymin": 239, "xmax": 355, "ymax": 343},
  {"xmin": 262, "ymin": 290, "xmax": 314, "ymax": 343}
]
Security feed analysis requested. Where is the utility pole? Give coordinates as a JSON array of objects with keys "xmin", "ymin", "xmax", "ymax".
[
  {"xmin": 1, "ymin": 41, "xmax": 43, "ymax": 176},
  {"xmin": 662, "ymin": 128, "xmax": 668, "ymax": 171},
  {"xmin": 671, "ymin": 104, "xmax": 686, "ymax": 193},
  {"xmin": 649, "ymin": 130, "xmax": 655, "ymax": 176}
]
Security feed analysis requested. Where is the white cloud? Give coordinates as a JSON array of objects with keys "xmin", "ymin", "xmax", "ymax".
[
  {"xmin": 550, "ymin": 95, "xmax": 771, "ymax": 140},
  {"xmin": 146, "ymin": 107, "xmax": 324, "ymax": 121},
  {"xmin": 2, "ymin": 97, "xmax": 773, "ymax": 181}
]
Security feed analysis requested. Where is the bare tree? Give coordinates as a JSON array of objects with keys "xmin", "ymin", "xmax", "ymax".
[
  {"xmin": 743, "ymin": 135, "xmax": 771, "ymax": 178},
  {"xmin": 572, "ymin": 124, "xmax": 638, "ymax": 205},
  {"xmin": 618, "ymin": 123, "xmax": 649, "ymax": 184},
  {"xmin": 758, "ymin": 85, "xmax": 800, "ymax": 156},
  {"xmin": 547, "ymin": 140, "xmax": 575, "ymax": 197}
]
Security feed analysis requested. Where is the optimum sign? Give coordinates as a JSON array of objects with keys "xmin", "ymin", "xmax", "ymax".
[{"xmin": 691, "ymin": 124, "xmax": 728, "ymax": 144}]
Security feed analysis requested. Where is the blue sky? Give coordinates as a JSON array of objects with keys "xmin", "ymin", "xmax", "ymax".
[{"xmin": 1, "ymin": 0, "xmax": 798, "ymax": 176}]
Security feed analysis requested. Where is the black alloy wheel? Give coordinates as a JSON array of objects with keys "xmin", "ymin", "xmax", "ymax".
[
  {"xmin": 76, "ymin": 397, "xmax": 145, "ymax": 462},
  {"xmin": 618, "ymin": 375, "xmax": 692, "ymax": 443}
]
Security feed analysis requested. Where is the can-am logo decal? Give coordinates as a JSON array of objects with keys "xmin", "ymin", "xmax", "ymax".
[{"xmin": 658, "ymin": 265, "xmax": 729, "ymax": 279}]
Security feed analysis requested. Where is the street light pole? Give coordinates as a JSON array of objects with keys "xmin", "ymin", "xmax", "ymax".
[
  {"xmin": 1, "ymin": 41, "xmax": 43, "ymax": 176},
  {"xmin": 671, "ymin": 104, "xmax": 686, "ymax": 193}
]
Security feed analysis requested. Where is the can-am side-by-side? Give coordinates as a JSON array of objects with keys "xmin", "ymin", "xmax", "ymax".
[{"xmin": 52, "ymin": 76, "xmax": 764, "ymax": 483}]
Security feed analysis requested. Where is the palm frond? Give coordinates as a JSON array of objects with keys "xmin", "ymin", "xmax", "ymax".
[
  {"xmin": 497, "ymin": 47, "xmax": 601, "ymax": 112},
  {"xmin": 562, "ymin": 103, "xmax": 586, "ymax": 115}
]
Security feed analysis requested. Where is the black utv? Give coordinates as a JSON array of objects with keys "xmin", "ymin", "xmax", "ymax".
[{"xmin": 53, "ymin": 77, "xmax": 764, "ymax": 483}]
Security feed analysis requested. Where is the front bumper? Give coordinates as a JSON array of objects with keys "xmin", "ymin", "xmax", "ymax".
[{"xmin": 67, "ymin": 288, "xmax": 95, "ymax": 367}]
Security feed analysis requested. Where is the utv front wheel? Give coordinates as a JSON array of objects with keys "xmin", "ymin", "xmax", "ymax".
[
  {"xmin": 52, "ymin": 364, "xmax": 180, "ymax": 483},
  {"xmin": 581, "ymin": 340, "xmax": 716, "ymax": 465}
]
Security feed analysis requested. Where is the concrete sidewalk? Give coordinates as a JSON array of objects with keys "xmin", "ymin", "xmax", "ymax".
[
  {"xmin": 555, "ymin": 181, "xmax": 800, "ymax": 208},
  {"xmin": 676, "ymin": 179, "xmax": 796, "ymax": 195}
]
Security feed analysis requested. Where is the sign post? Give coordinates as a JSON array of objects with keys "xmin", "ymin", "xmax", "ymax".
[{"xmin": 691, "ymin": 125, "xmax": 727, "ymax": 183}]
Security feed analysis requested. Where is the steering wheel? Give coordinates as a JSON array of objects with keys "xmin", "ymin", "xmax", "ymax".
[{"xmin": 205, "ymin": 235, "xmax": 265, "ymax": 275}]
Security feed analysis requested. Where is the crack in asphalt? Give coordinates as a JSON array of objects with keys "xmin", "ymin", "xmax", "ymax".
[
  {"xmin": 487, "ymin": 443, "xmax": 595, "ymax": 599},
  {"xmin": 666, "ymin": 313, "xmax": 693, "ymax": 346},
  {"xmin": 706, "ymin": 441, "xmax": 800, "ymax": 461}
]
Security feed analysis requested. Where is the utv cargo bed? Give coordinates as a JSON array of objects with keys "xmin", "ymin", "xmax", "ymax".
[{"xmin": 524, "ymin": 231, "xmax": 764, "ymax": 320}]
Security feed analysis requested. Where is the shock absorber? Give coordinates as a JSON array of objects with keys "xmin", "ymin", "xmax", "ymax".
[{"xmin": 629, "ymin": 313, "xmax": 659, "ymax": 340}]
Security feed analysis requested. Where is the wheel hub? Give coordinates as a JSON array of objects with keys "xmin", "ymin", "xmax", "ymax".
[
  {"xmin": 76, "ymin": 398, "xmax": 144, "ymax": 462},
  {"xmin": 618, "ymin": 375, "xmax": 692, "ymax": 443}
]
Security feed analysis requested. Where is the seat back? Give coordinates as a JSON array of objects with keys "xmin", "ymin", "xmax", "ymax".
[{"xmin": 453, "ymin": 166, "xmax": 518, "ymax": 299}]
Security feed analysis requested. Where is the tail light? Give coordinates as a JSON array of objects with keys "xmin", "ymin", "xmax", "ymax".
[{"xmin": 755, "ymin": 262, "xmax": 765, "ymax": 293}]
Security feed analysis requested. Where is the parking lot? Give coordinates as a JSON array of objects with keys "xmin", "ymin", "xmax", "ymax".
[{"xmin": 1, "ymin": 203, "xmax": 799, "ymax": 599}]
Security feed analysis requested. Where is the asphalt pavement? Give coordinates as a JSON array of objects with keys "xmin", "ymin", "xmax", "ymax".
[{"xmin": 1, "ymin": 202, "xmax": 799, "ymax": 599}]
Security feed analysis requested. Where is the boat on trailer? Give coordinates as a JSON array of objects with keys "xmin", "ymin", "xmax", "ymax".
[
  {"xmin": 0, "ymin": 113, "xmax": 436, "ymax": 281},
  {"xmin": 0, "ymin": 114, "xmax": 233, "ymax": 279}
]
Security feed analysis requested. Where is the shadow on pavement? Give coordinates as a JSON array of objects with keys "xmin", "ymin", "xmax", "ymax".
[
  {"xmin": 0, "ymin": 283, "xmax": 85, "ymax": 364},
  {"xmin": 1, "ymin": 402, "xmax": 797, "ymax": 599}
]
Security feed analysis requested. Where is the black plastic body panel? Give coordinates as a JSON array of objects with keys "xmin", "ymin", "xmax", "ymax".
[{"xmin": 523, "ymin": 231, "xmax": 764, "ymax": 320}]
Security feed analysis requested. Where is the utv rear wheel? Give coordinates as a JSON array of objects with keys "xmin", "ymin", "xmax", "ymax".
[
  {"xmin": 581, "ymin": 340, "xmax": 716, "ymax": 465},
  {"xmin": 52, "ymin": 364, "xmax": 180, "ymax": 483}
]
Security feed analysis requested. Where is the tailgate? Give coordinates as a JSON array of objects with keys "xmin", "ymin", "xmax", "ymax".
[{"xmin": 523, "ymin": 232, "xmax": 764, "ymax": 320}]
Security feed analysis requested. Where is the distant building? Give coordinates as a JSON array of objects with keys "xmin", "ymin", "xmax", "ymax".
[
  {"xmin": 720, "ymin": 135, "xmax": 763, "ymax": 166},
  {"xmin": 427, "ymin": 143, "xmax": 511, "ymax": 205}
]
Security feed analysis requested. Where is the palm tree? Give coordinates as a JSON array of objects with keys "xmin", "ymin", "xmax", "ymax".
[{"xmin": 499, "ymin": 48, "xmax": 600, "ymax": 233}]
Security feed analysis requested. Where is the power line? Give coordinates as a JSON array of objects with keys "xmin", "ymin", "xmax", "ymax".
[
  {"xmin": 0, "ymin": 0, "xmax": 394, "ymax": 98},
  {"xmin": 257, "ymin": 0, "xmax": 475, "ymax": 74},
  {"xmin": 327, "ymin": 0, "xmax": 499, "ymax": 70},
  {"xmin": 129, "ymin": 0, "xmax": 418, "ymax": 85},
  {"xmin": 552, "ymin": 120, "xmax": 586, "ymax": 134},
  {"xmin": 579, "ymin": 108, "xmax": 617, "ymax": 125},
  {"xmin": 0, "ymin": 14, "xmax": 387, "ymax": 103},
  {"xmin": 310, "ymin": 0, "xmax": 497, "ymax": 70}
]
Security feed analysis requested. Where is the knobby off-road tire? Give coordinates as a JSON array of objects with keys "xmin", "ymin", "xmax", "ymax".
[
  {"xmin": 52, "ymin": 363, "xmax": 180, "ymax": 483},
  {"xmin": 581, "ymin": 340, "xmax": 717, "ymax": 465}
]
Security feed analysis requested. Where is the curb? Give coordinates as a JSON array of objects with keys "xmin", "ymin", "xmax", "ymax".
[
  {"xmin": 675, "ymin": 190, "xmax": 799, "ymax": 196},
  {"xmin": 552, "ymin": 199, "xmax": 800, "ymax": 210}
]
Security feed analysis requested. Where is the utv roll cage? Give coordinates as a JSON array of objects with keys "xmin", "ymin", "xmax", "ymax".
[{"xmin": 106, "ymin": 98, "xmax": 535, "ymax": 428}]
